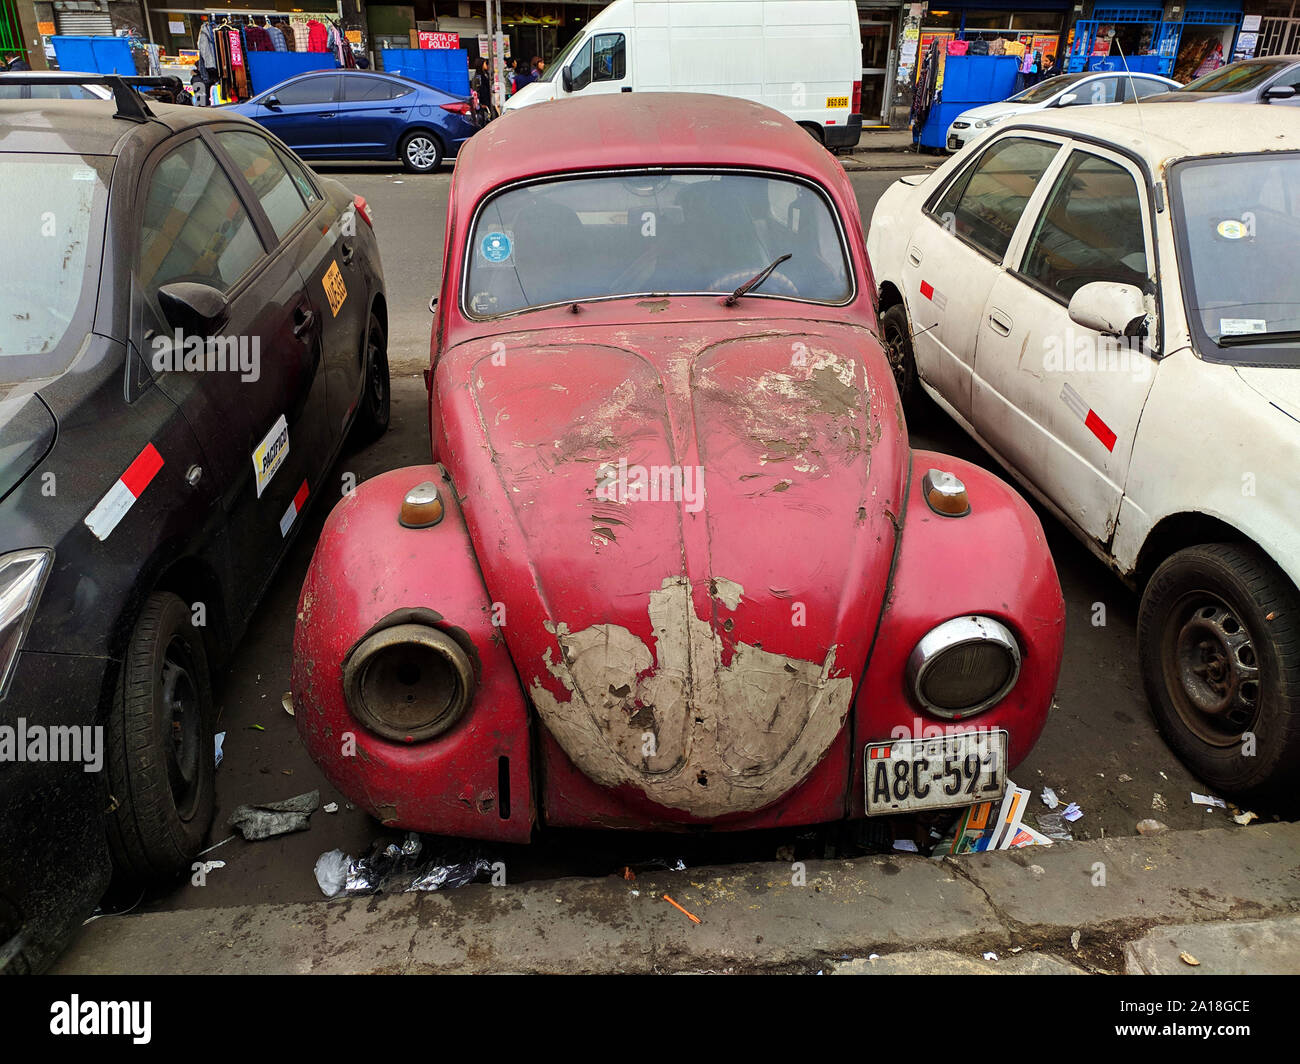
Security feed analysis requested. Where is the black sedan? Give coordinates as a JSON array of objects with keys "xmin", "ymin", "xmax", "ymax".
[{"xmin": 0, "ymin": 76, "xmax": 389, "ymax": 972}]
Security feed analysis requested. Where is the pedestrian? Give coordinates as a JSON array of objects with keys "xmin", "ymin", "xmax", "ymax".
[
  {"xmin": 5, "ymin": 53, "xmax": 30, "ymax": 71},
  {"xmin": 535, "ymin": 57, "xmax": 546, "ymax": 78},
  {"xmin": 1039, "ymin": 53, "xmax": 1059, "ymax": 81}
]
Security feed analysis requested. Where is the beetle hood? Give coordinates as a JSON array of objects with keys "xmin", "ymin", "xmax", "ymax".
[{"xmin": 442, "ymin": 319, "xmax": 908, "ymax": 818}]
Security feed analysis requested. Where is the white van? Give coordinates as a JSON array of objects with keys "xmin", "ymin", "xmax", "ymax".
[{"xmin": 503, "ymin": 0, "xmax": 864, "ymax": 149}]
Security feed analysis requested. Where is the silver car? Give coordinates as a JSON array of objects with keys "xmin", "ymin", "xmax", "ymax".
[{"xmin": 1142, "ymin": 56, "xmax": 1300, "ymax": 106}]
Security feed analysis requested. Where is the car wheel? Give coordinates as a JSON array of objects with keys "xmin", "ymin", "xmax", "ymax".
[
  {"xmin": 880, "ymin": 303, "xmax": 920, "ymax": 412},
  {"xmin": 798, "ymin": 122, "xmax": 824, "ymax": 143},
  {"xmin": 400, "ymin": 131, "xmax": 443, "ymax": 173},
  {"xmin": 106, "ymin": 591, "xmax": 215, "ymax": 884},
  {"xmin": 352, "ymin": 310, "xmax": 390, "ymax": 444},
  {"xmin": 1138, "ymin": 542, "xmax": 1300, "ymax": 805}
]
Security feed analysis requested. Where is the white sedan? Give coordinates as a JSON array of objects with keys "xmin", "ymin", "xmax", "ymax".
[
  {"xmin": 867, "ymin": 104, "xmax": 1300, "ymax": 802},
  {"xmin": 945, "ymin": 71, "xmax": 1180, "ymax": 152}
]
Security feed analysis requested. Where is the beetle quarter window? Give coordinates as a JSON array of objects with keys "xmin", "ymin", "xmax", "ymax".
[
  {"xmin": 139, "ymin": 138, "xmax": 263, "ymax": 294},
  {"xmin": 930, "ymin": 137, "xmax": 1060, "ymax": 261},
  {"xmin": 217, "ymin": 130, "xmax": 311, "ymax": 241},
  {"xmin": 1019, "ymin": 151, "xmax": 1148, "ymax": 301}
]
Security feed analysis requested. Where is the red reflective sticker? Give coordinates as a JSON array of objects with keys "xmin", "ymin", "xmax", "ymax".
[
  {"xmin": 1085, "ymin": 410, "xmax": 1117, "ymax": 452},
  {"xmin": 120, "ymin": 443, "xmax": 164, "ymax": 498},
  {"xmin": 920, "ymin": 280, "xmax": 935, "ymax": 301}
]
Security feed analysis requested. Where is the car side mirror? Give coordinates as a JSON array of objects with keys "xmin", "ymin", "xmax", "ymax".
[
  {"xmin": 1068, "ymin": 282, "xmax": 1147, "ymax": 338},
  {"xmin": 1056, "ymin": 92, "xmax": 1079, "ymax": 107},
  {"xmin": 264, "ymin": 93, "xmax": 281, "ymax": 111},
  {"xmin": 428, "ymin": 294, "xmax": 439, "ymax": 313},
  {"xmin": 157, "ymin": 281, "xmax": 229, "ymax": 337},
  {"xmin": 562, "ymin": 66, "xmax": 573, "ymax": 93},
  {"xmin": 1263, "ymin": 84, "xmax": 1297, "ymax": 102}
]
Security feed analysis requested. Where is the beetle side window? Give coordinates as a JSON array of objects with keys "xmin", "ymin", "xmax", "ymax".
[
  {"xmin": 140, "ymin": 138, "xmax": 263, "ymax": 294},
  {"xmin": 217, "ymin": 130, "xmax": 312, "ymax": 242},
  {"xmin": 593, "ymin": 34, "xmax": 626, "ymax": 81},
  {"xmin": 928, "ymin": 137, "xmax": 1060, "ymax": 261},
  {"xmin": 1018, "ymin": 150, "xmax": 1148, "ymax": 302}
]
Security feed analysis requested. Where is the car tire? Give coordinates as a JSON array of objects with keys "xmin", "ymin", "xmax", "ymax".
[
  {"xmin": 400, "ymin": 130, "xmax": 443, "ymax": 173},
  {"xmin": 1138, "ymin": 542, "xmax": 1300, "ymax": 805},
  {"xmin": 880, "ymin": 303, "xmax": 921, "ymax": 413},
  {"xmin": 352, "ymin": 310, "xmax": 390, "ymax": 445},
  {"xmin": 105, "ymin": 591, "xmax": 216, "ymax": 885},
  {"xmin": 798, "ymin": 122, "xmax": 824, "ymax": 143}
]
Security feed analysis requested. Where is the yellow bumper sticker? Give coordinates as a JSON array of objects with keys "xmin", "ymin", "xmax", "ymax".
[
  {"xmin": 826, "ymin": 95, "xmax": 849, "ymax": 109},
  {"xmin": 323, "ymin": 260, "xmax": 347, "ymax": 317}
]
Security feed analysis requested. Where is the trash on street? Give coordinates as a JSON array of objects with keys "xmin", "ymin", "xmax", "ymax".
[{"xmin": 228, "ymin": 789, "xmax": 320, "ymax": 841}]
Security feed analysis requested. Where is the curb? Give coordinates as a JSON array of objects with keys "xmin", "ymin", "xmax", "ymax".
[{"xmin": 55, "ymin": 823, "xmax": 1300, "ymax": 974}]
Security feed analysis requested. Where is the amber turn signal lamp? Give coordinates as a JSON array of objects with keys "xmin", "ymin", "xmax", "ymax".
[
  {"xmin": 399, "ymin": 481, "xmax": 444, "ymax": 528},
  {"xmin": 923, "ymin": 468, "xmax": 970, "ymax": 517}
]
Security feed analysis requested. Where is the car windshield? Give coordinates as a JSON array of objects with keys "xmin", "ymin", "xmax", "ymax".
[
  {"xmin": 1180, "ymin": 60, "xmax": 1286, "ymax": 93},
  {"xmin": 537, "ymin": 34, "xmax": 582, "ymax": 83},
  {"xmin": 0, "ymin": 153, "xmax": 111, "ymax": 371},
  {"xmin": 1007, "ymin": 73, "xmax": 1086, "ymax": 104},
  {"xmin": 464, "ymin": 171, "xmax": 853, "ymax": 317},
  {"xmin": 1170, "ymin": 152, "xmax": 1300, "ymax": 364}
]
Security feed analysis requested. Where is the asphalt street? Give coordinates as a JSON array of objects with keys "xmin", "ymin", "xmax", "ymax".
[{"xmin": 100, "ymin": 159, "xmax": 1273, "ymax": 922}]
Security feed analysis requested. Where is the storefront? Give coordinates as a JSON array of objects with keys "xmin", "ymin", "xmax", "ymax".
[
  {"xmin": 1256, "ymin": 0, "xmax": 1300, "ymax": 53},
  {"xmin": 1068, "ymin": 0, "xmax": 1241, "ymax": 78},
  {"xmin": 857, "ymin": 1, "xmax": 904, "ymax": 127}
]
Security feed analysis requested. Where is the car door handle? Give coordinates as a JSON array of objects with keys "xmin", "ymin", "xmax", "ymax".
[
  {"xmin": 987, "ymin": 309, "xmax": 1013, "ymax": 336},
  {"xmin": 340, "ymin": 242, "xmax": 354, "ymax": 265},
  {"xmin": 293, "ymin": 306, "xmax": 316, "ymax": 338},
  {"xmin": 907, "ymin": 246, "xmax": 922, "ymax": 267},
  {"xmin": 388, "ymin": 107, "xmax": 407, "ymax": 113},
  {"xmin": 319, "ymin": 113, "xmax": 335, "ymax": 119},
  {"xmin": 621, "ymin": 86, "xmax": 632, "ymax": 92}
]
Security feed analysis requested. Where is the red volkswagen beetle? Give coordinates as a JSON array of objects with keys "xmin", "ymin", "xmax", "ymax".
[{"xmin": 291, "ymin": 93, "xmax": 1065, "ymax": 841}]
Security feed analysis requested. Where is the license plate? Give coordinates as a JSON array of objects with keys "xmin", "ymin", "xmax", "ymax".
[
  {"xmin": 865, "ymin": 730, "xmax": 1007, "ymax": 815},
  {"xmin": 947, "ymin": 135, "xmax": 960, "ymax": 149}
]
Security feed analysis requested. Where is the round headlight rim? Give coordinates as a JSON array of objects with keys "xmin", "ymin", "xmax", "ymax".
[
  {"xmin": 906, "ymin": 615, "xmax": 1022, "ymax": 720},
  {"xmin": 342, "ymin": 622, "xmax": 476, "ymax": 743}
]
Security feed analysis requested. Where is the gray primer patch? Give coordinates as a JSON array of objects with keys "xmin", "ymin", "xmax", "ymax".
[{"xmin": 529, "ymin": 576, "xmax": 852, "ymax": 817}]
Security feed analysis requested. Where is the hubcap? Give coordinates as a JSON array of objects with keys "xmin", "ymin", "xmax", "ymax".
[
  {"xmin": 161, "ymin": 637, "xmax": 202, "ymax": 818},
  {"xmin": 406, "ymin": 137, "xmax": 437, "ymax": 169},
  {"xmin": 1165, "ymin": 594, "xmax": 1261, "ymax": 745}
]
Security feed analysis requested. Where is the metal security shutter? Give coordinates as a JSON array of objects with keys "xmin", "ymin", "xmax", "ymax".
[{"xmin": 56, "ymin": 11, "xmax": 114, "ymax": 35}]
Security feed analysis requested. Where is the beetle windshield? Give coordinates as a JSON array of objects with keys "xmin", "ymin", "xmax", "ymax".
[
  {"xmin": 464, "ymin": 171, "xmax": 853, "ymax": 317},
  {"xmin": 1, "ymin": 153, "xmax": 111, "ymax": 371},
  {"xmin": 1170, "ymin": 152, "xmax": 1300, "ymax": 365}
]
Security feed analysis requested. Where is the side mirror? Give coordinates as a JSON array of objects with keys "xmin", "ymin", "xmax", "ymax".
[
  {"xmin": 264, "ymin": 93, "xmax": 282, "ymax": 111},
  {"xmin": 1068, "ymin": 281, "xmax": 1147, "ymax": 338},
  {"xmin": 428, "ymin": 294, "xmax": 439, "ymax": 313},
  {"xmin": 157, "ymin": 281, "xmax": 229, "ymax": 337},
  {"xmin": 561, "ymin": 66, "xmax": 573, "ymax": 93},
  {"xmin": 1263, "ymin": 84, "xmax": 1297, "ymax": 102},
  {"xmin": 1056, "ymin": 92, "xmax": 1079, "ymax": 107}
]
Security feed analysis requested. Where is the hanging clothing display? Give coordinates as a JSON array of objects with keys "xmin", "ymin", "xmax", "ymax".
[
  {"xmin": 266, "ymin": 23, "xmax": 287, "ymax": 52},
  {"xmin": 946, "ymin": 39, "xmax": 969, "ymax": 56},
  {"xmin": 245, "ymin": 23, "xmax": 273, "ymax": 52},
  {"xmin": 988, "ymin": 37, "xmax": 1006, "ymax": 56},
  {"xmin": 910, "ymin": 40, "xmax": 939, "ymax": 139},
  {"xmin": 307, "ymin": 19, "xmax": 329, "ymax": 53},
  {"xmin": 292, "ymin": 18, "xmax": 311, "ymax": 51}
]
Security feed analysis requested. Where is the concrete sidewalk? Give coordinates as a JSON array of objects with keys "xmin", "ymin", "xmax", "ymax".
[
  {"xmin": 838, "ymin": 129, "xmax": 940, "ymax": 172},
  {"xmin": 54, "ymin": 822, "xmax": 1300, "ymax": 975}
]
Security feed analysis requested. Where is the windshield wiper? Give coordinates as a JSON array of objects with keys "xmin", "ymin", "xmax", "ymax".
[
  {"xmin": 1218, "ymin": 329, "xmax": 1300, "ymax": 347},
  {"xmin": 724, "ymin": 253, "xmax": 792, "ymax": 306}
]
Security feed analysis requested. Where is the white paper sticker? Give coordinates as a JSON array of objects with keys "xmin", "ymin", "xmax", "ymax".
[
  {"xmin": 252, "ymin": 414, "xmax": 289, "ymax": 498},
  {"xmin": 1220, "ymin": 318, "xmax": 1267, "ymax": 336}
]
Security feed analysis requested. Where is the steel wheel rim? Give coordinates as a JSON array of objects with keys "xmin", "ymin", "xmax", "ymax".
[
  {"xmin": 883, "ymin": 318, "xmax": 909, "ymax": 394},
  {"xmin": 406, "ymin": 137, "xmax": 437, "ymax": 168},
  {"xmin": 161, "ymin": 636, "xmax": 202, "ymax": 818},
  {"xmin": 1161, "ymin": 589, "xmax": 1261, "ymax": 746},
  {"xmin": 366, "ymin": 322, "xmax": 386, "ymax": 415}
]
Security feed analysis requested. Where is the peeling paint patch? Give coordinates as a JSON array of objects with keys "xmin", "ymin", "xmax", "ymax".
[
  {"xmin": 528, "ymin": 576, "xmax": 852, "ymax": 817},
  {"xmin": 710, "ymin": 577, "xmax": 744, "ymax": 610}
]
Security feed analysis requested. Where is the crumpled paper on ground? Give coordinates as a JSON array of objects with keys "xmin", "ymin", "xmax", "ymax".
[
  {"xmin": 314, "ymin": 832, "xmax": 493, "ymax": 897},
  {"xmin": 228, "ymin": 789, "xmax": 320, "ymax": 840}
]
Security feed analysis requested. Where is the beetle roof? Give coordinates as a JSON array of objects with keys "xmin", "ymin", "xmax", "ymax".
[
  {"xmin": 1004, "ymin": 103, "xmax": 1300, "ymax": 170},
  {"xmin": 454, "ymin": 93, "xmax": 847, "ymax": 204}
]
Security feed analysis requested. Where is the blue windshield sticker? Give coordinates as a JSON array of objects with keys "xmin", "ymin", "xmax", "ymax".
[{"xmin": 481, "ymin": 232, "xmax": 512, "ymax": 263}]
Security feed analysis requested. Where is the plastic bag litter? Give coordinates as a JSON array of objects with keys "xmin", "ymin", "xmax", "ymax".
[
  {"xmin": 315, "ymin": 832, "xmax": 494, "ymax": 897},
  {"xmin": 1035, "ymin": 812, "xmax": 1073, "ymax": 841},
  {"xmin": 228, "ymin": 789, "xmax": 320, "ymax": 840}
]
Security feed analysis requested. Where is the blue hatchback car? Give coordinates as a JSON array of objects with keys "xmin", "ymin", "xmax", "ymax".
[{"xmin": 227, "ymin": 70, "xmax": 477, "ymax": 173}]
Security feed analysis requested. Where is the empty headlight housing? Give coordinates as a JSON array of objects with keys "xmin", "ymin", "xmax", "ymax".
[
  {"xmin": 0, "ymin": 548, "xmax": 53, "ymax": 700},
  {"xmin": 906, "ymin": 615, "xmax": 1020, "ymax": 719},
  {"xmin": 342, "ymin": 623, "xmax": 476, "ymax": 743}
]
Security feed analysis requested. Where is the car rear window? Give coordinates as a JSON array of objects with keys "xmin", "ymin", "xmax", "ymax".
[
  {"xmin": 464, "ymin": 171, "xmax": 853, "ymax": 317},
  {"xmin": 0, "ymin": 153, "xmax": 112, "ymax": 362}
]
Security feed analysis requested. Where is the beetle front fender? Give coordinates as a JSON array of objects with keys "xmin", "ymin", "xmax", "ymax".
[
  {"xmin": 848, "ymin": 450, "xmax": 1066, "ymax": 816},
  {"xmin": 291, "ymin": 464, "xmax": 534, "ymax": 841}
]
